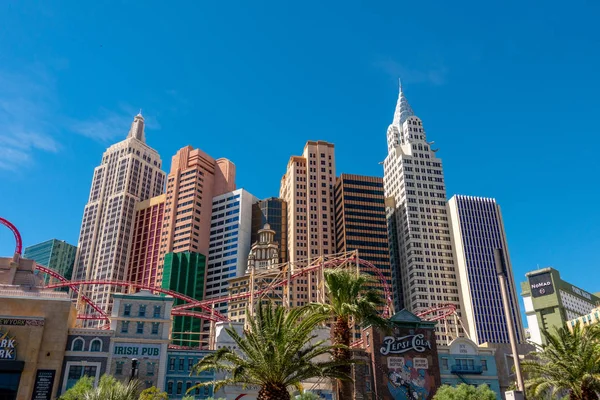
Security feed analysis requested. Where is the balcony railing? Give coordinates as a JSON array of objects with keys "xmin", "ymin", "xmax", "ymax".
[{"xmin": 450, "ymin": 365, "xmax": 483, "ymax": 374}]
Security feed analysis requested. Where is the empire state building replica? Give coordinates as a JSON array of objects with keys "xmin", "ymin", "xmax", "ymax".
[
  {"xmin": 72, "ymin": 113, "xmax": 165, "ymax": 325},
  {"xmin": 383, "ymin": 85, "xmax": 461, "ymax": 344}
]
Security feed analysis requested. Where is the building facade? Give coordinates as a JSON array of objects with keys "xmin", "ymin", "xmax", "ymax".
[
  {"xmin": 568, "ymin": 306, "xmax": 600, "ymax": 331},
  {"xmin": 158, "ymin": 145, "xmax": 236, "ymax": 274},
  {"xmin": 161, "ymin": 252, "xmax": 207, "ymax": 347},
  {"xmin": 0, "ymin": 254, "xmax": 77, "ymax": 400},
  {"xmin": 279, "ymin": 140, "xmax": 336, "ymax": 307},
  {"xmin": 127, "ymin": 194, "xmax": 166, "ymax": 288},
  {"xmin": 58, "ymin": 329, "xmax": 113, "ymax": 394},
  {"xmin": 23, "ymin": 239, "xmax": 77, "ymax": 290},
  {"xmin": 447, "ymin": 195, "xmax": 523, "ymax": 345},
  {"xmin": 204, "ymin": 189, "xmax": 257, "ymax": 318},
  {"xmin": 107, "ymin": 291, "xmax": 173, "ymax": 390},
  {"xmin": 228, "ymin": 224, "xmax": 282, "ymax": 324},
  {"xmin": 251, "ymin": 197, "xmax": 288, "ymax": 263},
  {"xmin": 72, "ymin": 114, "xmax": 165, "ymax": 323},
  {"xmin": 521, "ymin": 267, "xmax": 600, "ymax": 345},
  {"xmin": 334, "ymin": 174, "xmax": 393, "ymax": 298},
  {"xmin": 164, "ymin": 349, "xmax": 215, "ymax": 399},
  {"xmin": 382, "ymin": 87, "xmax": 460, "ymax": 344},
  {"xmin": 437, "ymin": 338, "xmax": 501, "ymax": 399}
]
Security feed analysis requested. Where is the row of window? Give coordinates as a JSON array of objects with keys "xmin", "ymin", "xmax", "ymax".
[{"xmin": 123, "ymin": 304, "xmax": 162, "ymax": 318}]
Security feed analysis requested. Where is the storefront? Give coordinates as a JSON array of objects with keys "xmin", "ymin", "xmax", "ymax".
[{"xmin": 0, "ymin": 255, "xmax": 76, "ymax": 400}]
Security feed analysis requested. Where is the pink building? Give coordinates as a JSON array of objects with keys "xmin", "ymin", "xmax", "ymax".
[
  {"xmin": 158, "ymin": 146, "xmax": 236, "ymax": 275},
  {"xmin": 127, "ymin": 194, "xmax": 165, "ymax": 287}
]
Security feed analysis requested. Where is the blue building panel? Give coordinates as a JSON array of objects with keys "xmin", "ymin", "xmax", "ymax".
[{"xmin": 165, "ymin": 349, "xmax": 215, "ymax": 399}]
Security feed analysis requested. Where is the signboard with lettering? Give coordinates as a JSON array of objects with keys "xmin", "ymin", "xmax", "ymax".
[
  {"xmin": 31, "ymin": 369, "xmax": 55, "ymax": 400},
  {"xmin": 380, "ymin": 334, "xmax": 432, "ymax": 355},
  {"xmin": 572, "ymin": 286, "xmax": 592, "ymax": 300},
  {"xmin": 0, "ymin": 331, "xmax": 16, "ymax": 360},
  {"xmin": 529, "ymin": 272, "xmax": 555, "ymax": 298},
  {"xmin": 0, "ymin": 318, "xmax": 44, "ymax": 327},
  {"xmin": 112, "ymin": 343, "xmax": 161, "ymax": 359}
]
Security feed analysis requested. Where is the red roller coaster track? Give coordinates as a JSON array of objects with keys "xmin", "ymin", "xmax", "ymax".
[
  {"xmin": 0, "ymin": 217, "xmax": 22, "ymax": 255},
  {"xmin": 2, "ymin": 215, "xmax": 455, "ymax": 332}
]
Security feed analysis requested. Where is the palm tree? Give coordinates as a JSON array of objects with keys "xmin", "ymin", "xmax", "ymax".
[
  {"xmin": 191, "ymin": 303, "xmax": 351, "ymax": 400},
  {"xmin": 310, "ymin": 269, "xmax": 389, "ymax": 400},
  {"xmin": 81, "ymin": 375, "xmax": 142, "ymax": 400},
  {"xmin": 522, "ymin": 323, "xmax": 600, "ymax": 400}
]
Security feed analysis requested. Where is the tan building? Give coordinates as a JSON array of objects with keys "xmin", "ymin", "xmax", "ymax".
[
  {"xmin": 279, "ymin": 140, "xmax": 336, "ymax": 306},
  {"xmin": 158, "ymin": 146, "xmax": 236, "ymax": 277},
  {"xmin": 228, "ymin": 224, "xmax": 282, "ymax": 324},
  {"xmin": 568, "ymin": 306, "xmax": 600, "ymax": 331},
  {"xmin": 0, "ymin": 253, "xmax": 77, "ymax": 400},
  {"xmin": 73, "ymin": 114, "xmax": 166, "ymax": 324},
  {"xmin": 128, "ymin": 194, "xmax": 166, "ymax": 288}
]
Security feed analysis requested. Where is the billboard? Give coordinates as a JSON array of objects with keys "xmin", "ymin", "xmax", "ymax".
[{"xmin": 528, "ymin": 272, "xmax": 554, "ymax": 298}]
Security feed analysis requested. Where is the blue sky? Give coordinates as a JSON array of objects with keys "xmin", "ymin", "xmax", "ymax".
[{"xmin": 1, "ymin": 0, "xmax": 600, "ymax": 300}]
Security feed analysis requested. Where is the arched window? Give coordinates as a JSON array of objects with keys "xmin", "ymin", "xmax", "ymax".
[
  {"xmin": 89, "ymin": 338, "xmax": 102, "ymax": 352},
  {"xmin": 72, "ymin": 338, "xmax": 84, "ymax": 351}
]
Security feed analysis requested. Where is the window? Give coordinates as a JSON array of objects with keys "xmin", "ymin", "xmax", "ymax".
[
  {"xmin": 121, "ymin": 321, "xmax": 129, "ymax": 333},
  {"xmin": 139, "ymin": 305, "xmax": 147, "ymax": 317},
  {"xmin": 441, "ymin": 357, "xmax": 448, "ymax": 370},
  {"xmin": 89, "ymin": 338, "xmax": 102, "ymax": 352},
  {"xmin": 179, "ymin": 359, "xmax": 185, "ymax": 371},
  {"xmin": 153, "ymin": 306, "xmax": 161, "ymax": 318},
  {"xmin": 481, "ymin": 359, "xmax": 488, "ymax": 371},
  {"xmin": 147, "ymin": 362, "xmax": 155, "ymax": 376},
  {"xmin": 124, "ymin": 304, "xmax": 131, "ymax": 316},
  {"xmin": 176, "ymin": 382, "xmax": 183, "ymax": 395},
  {"xmin": 137, "ymin": 322, "xmax": 144, "ymax": 334},
  {"xmin": 116, "ymin": 362, "xmax": 124, "ymax": 375},
  {"xmin": 151, "ymin": 323, "xmax": 159, "ymax": 335},
  {"xmin": 169, "ymin": 358, "xmax": 175, "ymax": 371},
  {"xmin": 71, "ymin": 338, "xmax": 84, "ymax": 351},
  {"xmin": 167, "ymin": 381, "xmax": 173, "ymax": 394},
  {"xmin": 188, "ymin": 358, "xmax": 194, "ymax": 371}
]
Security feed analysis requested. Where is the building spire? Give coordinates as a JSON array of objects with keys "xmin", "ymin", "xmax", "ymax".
[
  {"xmin": 392, "ymin": 80, "xmax": 415, "ymax": 126},
  {"xmin": 127, "ymin": 113, "xmax": 146, "ymax": 142}
]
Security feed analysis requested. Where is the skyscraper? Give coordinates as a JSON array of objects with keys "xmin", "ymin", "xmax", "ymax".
[
  {"xmin": 158, "ymin": 146, "xmax": 235, "ymax": 271},
  {"xmin": 447, "ymin": 195, "xmax": 524, "ymax": 344},
  {"xmin": 228, "ymin": 223, "xmax": 282, "ymax": 324},
  {"xmin": 73, "ymin": 114, "xmax": 165, "ymax": 321},
  {"xmin": 23, "ymin": 239, "xmax": 77, "ymax": 290},
  {"xmin": 205, "ymin": 189, "xmax": 257, "ymax": 308},
  {"xmin": 334, "ymin": 174, "xmax": 392, "ymax": 294},
  {"xmin": 161, "ymin": 252, "xmax": 207, "ymax": 347},
  {"xmin": 280, "ymin": 140, "xmax": 336, "ymax": 307},
  {"xmin": 127, "ymin": 194, "xmax": 166, "ymax": 288},
  {"xmin": 382, "ymin": 87, "xmax": 461, "ymax": 343},
  {"xmin": 251, "ymin": 197, "xmax": 288, "ymax": 263}
]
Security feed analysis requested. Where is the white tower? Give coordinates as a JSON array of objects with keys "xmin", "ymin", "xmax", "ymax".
[
  {"xmin": 382, "ymin": 85, "xmax": 461, "ymax": 344},
  {"xmin": 73, "ymin": 114, "xmax": 165, "ymax": 325}
]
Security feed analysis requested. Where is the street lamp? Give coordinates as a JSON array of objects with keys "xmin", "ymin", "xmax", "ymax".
[{"xmin": 130, "ymin": 358, "xmax": 139, "ymax": 382}]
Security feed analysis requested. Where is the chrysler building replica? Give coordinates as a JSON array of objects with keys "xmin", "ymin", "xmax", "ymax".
[
  {"xmin": 73, "ymin": 113, "xmax": 165, "ymax": 325},
  {"xmin": 383, "ymin": 85, "xmax": 461, "ymax": 343}
]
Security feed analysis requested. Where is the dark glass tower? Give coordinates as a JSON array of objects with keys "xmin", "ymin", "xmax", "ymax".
[{"xmin": 251, "ymin": 197, "xmax": 288, "ymax": 263}]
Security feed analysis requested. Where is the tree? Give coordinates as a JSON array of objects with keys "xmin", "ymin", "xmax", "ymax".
[
  {"xmin": 84, "ymin": 375, "xmax": 142, "ymax": 400},
  {"xmin": 138, "ymin": 386, "xmax": 168, "ymax": 400},
  {"xmin": 522, "ymin": 323, "xmax": 600, "ymax": 400},
  {"xmin": 432, "ymin": 384, "xmax": 497, "ymax": 400},
  {"xmin": 310, "ymin": 269, "xmax": 389, "ymax": 399},
  {"xmin": 59, "ymin": 375, "xmax": 94, "ymax": 400},
  {"xmin": 190, "ymin": 303, "xmax": 352, "ymax": 400},
  {"xmin": 294, "ymin": 392, "xmax": 321, "ymax": 400}
]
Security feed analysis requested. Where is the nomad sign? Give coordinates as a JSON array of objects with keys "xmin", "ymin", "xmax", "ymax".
[
  {"xmin": 113, "ymin": 343, "xmax": 161, "ymax": 358},
  {"xmin": 380, "ymin": 334, "xmax": 432, "ymax": 355},
  {"xmin": 529, "ymin": 272, "xmax": 555, "ymax": 298}
]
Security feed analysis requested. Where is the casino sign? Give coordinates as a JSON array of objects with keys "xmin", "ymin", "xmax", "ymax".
[{"xmin": 0, "ymin": 330, "xmax": 16, "ymax": 360}]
